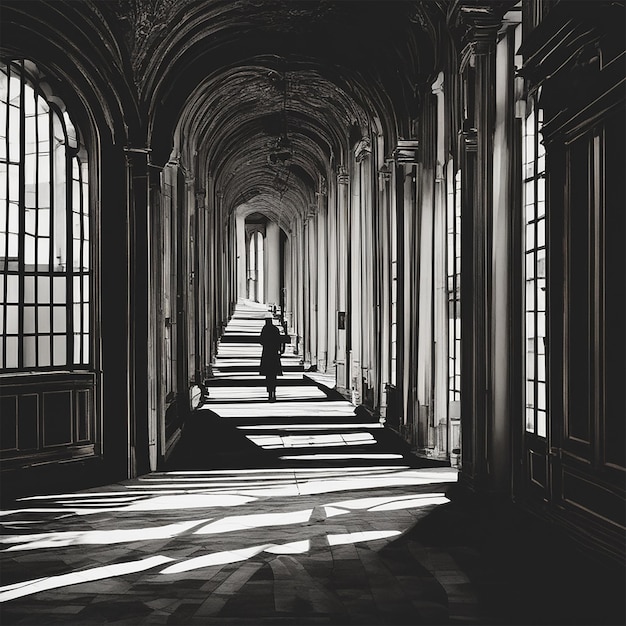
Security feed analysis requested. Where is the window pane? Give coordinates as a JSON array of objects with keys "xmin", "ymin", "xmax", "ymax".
[
  {"xmin": 37, "ymin": 276, "xmax": 50, "ymax": 303},
  {"xmin": 37, "ymin": 335, "xmax": 50, "ymax": 366},
  {"xmin": 8, "ymin": 232, "xmax": 18, "ymax": 258},
  {"xmin": 53, "ymin": 334, "xmax": 66, "ymax": 366},
  {"xmin": 74, "ymin": 333, "xmax": 80, "ymax": 363},
  {"xmin": 82, "ymin": 334, "xmax": 89, "ymax": 363},
  {"xmin": 8, "ymin": 196, "xmax": 18, "ymax": 230},
  {"xmin": 6, "ymin": 304, "xmax": 19, "ymax": 332},
  {"xmin": 24, "ymin": 306, "xmax": 35, "ymax": 333},
  {"xmin": 38, "ymin": 208, "xmax": 50, "ymax": 236},
  {"xmin": 73, "ymin": 239, "xmax": 81, "ymax": 269},
  {"xmin": 82, "ymin": 241, "xmax": 89, "ymax": 269},
  {"xmin": 73, "ymin": 276, "xmax": 81, "ymax": 303},
  {"xmin": 24, "ymin": 233, "xmax": 36, "ymax": 267},
  {"xmin": 6, "ymin": 274, "xmax": 18, "ymax": 302},
  {"xmin": 52, "ymin": 277, "xmax": 66, "ymax": 303},
  {"xmin": 537, "ymin": 382, "xmax": 546, "ymax": 411},
  {"xmin": 23, "ymin": 335, "xmax": 36, "ymax": 367},
  {"xmin": 52, "ymin": 306, "xmax": 66, "ymax": 332},
  {"xmin": 5, "ymin": 336, "xmax": 18, "ymax": 368},
  {"xmin": 37, "ymin": 236, "xmax": 50, "ymax": 268},
  {"xmin": 73, "ymin": 302, "xmax": 81, "ymax": 333},
  {"xmin": 537, "ymin": 410, "xmax": 547, "ymax": 438},
  {"xmin": 8, "ymin": 106, "xmax": 19, "ymax": 161},
  {"xmin": 24, "ymin": 276, "xmax": 35, "ymax": 303},
  {"xmin": 37, "ymin": 306, "xmax": 50, "ymax": 333}
]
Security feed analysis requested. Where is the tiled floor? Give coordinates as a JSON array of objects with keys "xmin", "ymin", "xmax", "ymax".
[{"xmin": 1, "ymin": 301, "xmax": 624, "ymax": 625}]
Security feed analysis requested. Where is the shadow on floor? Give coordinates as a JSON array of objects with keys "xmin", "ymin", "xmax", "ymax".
[
  {"xmin": 407, "ymin": 490, "xmax": 626, "ymax": 626},
  {"xmin": 164, "ymin": 408, "xmax": 281, "ymax": 470}
]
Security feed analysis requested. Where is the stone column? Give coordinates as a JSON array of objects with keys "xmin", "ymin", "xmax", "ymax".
[
  {"xmin": 235, "ymin": 210, "xmax": 246, "ymax": 301},
  {"xmin": 455, "ymin": 4, "xmax": 501, "ymax": 493},
  {"xmin": 266, "ymin": 221, "xmax": 281, "ymax": 308},
  {"xmin": 124, "ymin": 148, "xmax": 151, "ymax": 477},
  {"xmin": 490, "ymin": 27, "xmax": 516, "ymax": 492},
  {"xmin": 335, "ymin": 166, "xmax": 349, "ymax": 391},
  {"xmin": 316, "ymin": 198, "xmax": 328, "ymax": 372},
  {"xmin": 350, "ymin": 160, "xmax": 362, "ymax": 405},
  {"xmin": 326, "ymin": 175, "xmax": 337, "ymax": 378},
  {"xmin": 432, "ymin": 72, "xmax": 450, "ymax": 457}
]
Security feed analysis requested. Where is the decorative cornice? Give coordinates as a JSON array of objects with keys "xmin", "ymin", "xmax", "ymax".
[
  {"xmin": 393, "ymin": 139, "xmax": 419, "ymax": 164},
  {"xmin": 449, "ymin": 1, "xmax": 514, "ymax": 57}
]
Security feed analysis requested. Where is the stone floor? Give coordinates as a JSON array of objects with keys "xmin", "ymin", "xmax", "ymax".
[{"xmin": 1, "ymin": 301, "xmax": 624, "ymax": 625}]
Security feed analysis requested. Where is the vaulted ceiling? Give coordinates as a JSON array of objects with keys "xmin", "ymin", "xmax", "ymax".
[
  {"xmin": 1, "ymin": 0, "xmax": 448, "ymax": 225},
  {"xmin": 120, "ymin": 0, "xmax": 446, "ymax": 225}
]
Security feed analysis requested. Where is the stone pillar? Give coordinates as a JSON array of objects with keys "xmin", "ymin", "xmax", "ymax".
[
  {"xmin": 378, "ymin": 163, "xmax": 392, "ymax": 418},
  {"xmin": 326, "ymin": 176, "xmax": 337, "ymax": 378},
  {"xmin": 124, "ymin": 148, "xmax": 151, "ymax": 478},
  {"xmin": 350, "ymin": 161, "xmax": 362, "ymax": 405},
  {"xmin": 335, "ymin": 166, "xmax": 349, "ymax": 391},
  {"xmin": 432, "ymin": 72, "xmax": 450, "ymax": 458},
  {"xmin": 490, "ymin": 27, "xmax": 516, "ymax": 491},
  {"xmin": 455, "ymin": 4, "xmax": 501, "ymax": 493},
  {"xmin": 307, "ymin": 210, "xmax": 318, "ymax": 366},
  {"xmin": 316, "ymin": 201, "xmax": 328, "ymax": 372},
  {"xmin": 235, "ymin": 210, "xmax": 246, "ymax": 301},
  {"xmin": 265, "ymin": 221, "xmax": 281, "ymax": 308}
]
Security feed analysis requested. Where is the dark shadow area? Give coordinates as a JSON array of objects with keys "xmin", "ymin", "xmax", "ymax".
[
  {"xmin": 407, "ymin": 492, "xmax": 626, "ymax": 626},
  {"xmin": 164, "ymin": 409, "xmax": 281, "ymax": 470}
]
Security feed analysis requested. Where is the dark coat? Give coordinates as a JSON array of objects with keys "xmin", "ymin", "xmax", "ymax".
[{"xmin": 259, "ymin": 322, "xmax": 283, "ymax": 377}]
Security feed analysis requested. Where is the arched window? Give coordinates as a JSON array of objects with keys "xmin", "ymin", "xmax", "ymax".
[{"xmin": 0, "ymin": 60, "xmax": 91, "ymax": 371}]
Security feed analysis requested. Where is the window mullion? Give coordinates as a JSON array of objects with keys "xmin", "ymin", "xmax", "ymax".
[
  {"xmin": 18, "ymin": 61, "xmax": 26, "ymax": 370},
  {"xmin": 1, "ymin": 63, "xmax": 9, "ymax": 368},
  {"xmin": 65, "ymin": 150, "xmax": 72, "ymax": 367}
]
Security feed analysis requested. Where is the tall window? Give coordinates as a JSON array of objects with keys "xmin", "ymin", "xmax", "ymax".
[
  {"xmin": 446, "ymin": 166, "xmax": 461, "ymax": 408},
  {"xmin": 0, "ymin": 60, "xmax": 90, "ymax": 371},
  {"xmin": 523, "ymin": 93, "xmax": 547, "ymax": 437}
]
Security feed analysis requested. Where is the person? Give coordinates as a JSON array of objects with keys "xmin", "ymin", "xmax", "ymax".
[{"xmin": 259, "ymin": 317, "xmax": 283, "ymax": 402}]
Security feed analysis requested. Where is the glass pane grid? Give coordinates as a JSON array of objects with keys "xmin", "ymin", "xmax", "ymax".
[
  {"xmin": 523, "ymin": 98, "xmax": 548, "ymax": 437},
  {"xmin": 447, "ymin": 168, "xmax": 462, "ymax": 408},
  {"xmin": 0, "ymin": 60, "xmax": 90, "ymax": 372}
]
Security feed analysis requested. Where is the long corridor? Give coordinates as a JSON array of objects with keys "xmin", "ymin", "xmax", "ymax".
[
  {"xmin": 1, "ymin": 304, "xmax": 463, "ymax": 625},
  {"xmin": 1, "ymin": 303, "xmax": 624, "ymax": 626}
]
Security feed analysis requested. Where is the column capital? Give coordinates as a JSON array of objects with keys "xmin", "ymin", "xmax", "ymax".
[
  {"xmin": 393, "ymin": 139, "xmax": 419, "ymax": 164},
  {"xmin": 459, "ymin": 126, "xmax": 478, "ymax": 153},
  {"xmin": 431, "ymin": 72, "xmax": 445, "ymax": 96},
  {"xmin": 337, "ymin": 165, "xmax": 350, "ymax": 185},
  {"xmin": 354, "ymin": 136, "xmax": 371, "ymax": 162},
  {"xmin": 124, "ymin": 146, "xmax": 151, "ymax": 167},
  {"xmin": 378, "ymin": 162, "xmax": 392, "ymax": 182},
  {"xmin": 451, "ymin": 1, "xmax": 510, "ymax": 58}
]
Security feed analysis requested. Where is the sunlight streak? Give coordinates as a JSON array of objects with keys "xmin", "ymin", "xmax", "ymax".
[
  {"xmin": 0, "ymin": 556, "xmax": 173, "ymax": 602},
  {"xmin": 160, "ymin": 545, "xmax": 269, "ymax": 573},
  {"xmin": 327, "ymin": 530, "xmax": 401, "ymax": 546},
  {"xmin": 264, "ymin": 539, "xmax": 310, "ymax": 554},
  {"xmin": 2, "ymin": 519, "xmax": 211, "ymax": 551},
  {"xmin": 194, "ymin": 509, "xmax": 312, "ymax": 535}
]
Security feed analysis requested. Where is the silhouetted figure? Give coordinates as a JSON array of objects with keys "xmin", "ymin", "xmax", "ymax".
[{"xmin": 259, "ymin": 317, "xmax": 283, "ymax": 402}]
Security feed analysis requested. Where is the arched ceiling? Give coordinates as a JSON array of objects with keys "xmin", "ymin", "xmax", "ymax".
[{"xmin": 108, "ymin": 0, "xmax": 445, "ymax": 224}]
